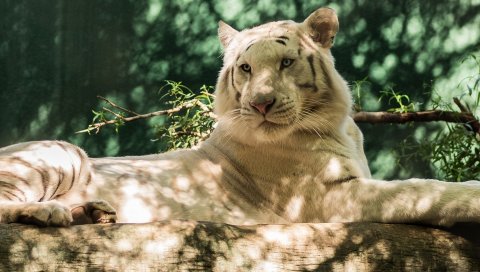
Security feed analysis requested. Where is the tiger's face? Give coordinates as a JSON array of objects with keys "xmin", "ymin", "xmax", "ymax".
[{"xmin": 215, "ymin": 8, "xmax": 352, "ymax": 144}]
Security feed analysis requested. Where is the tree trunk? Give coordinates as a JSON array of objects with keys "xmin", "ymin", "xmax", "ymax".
[{"xmin": 0, "ymin": 221, "xmax": 478, "ymax": 271}]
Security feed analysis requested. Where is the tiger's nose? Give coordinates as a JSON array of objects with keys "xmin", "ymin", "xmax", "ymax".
[{"xmin": 249, "ymin": 99, "xmax": 275, "ymax": 115}]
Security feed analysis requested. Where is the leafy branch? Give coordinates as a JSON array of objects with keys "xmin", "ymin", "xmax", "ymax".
[
  {"xmin": 78, "ymin": 96, "xmax": 215, "ymax": 134},
  {"xmin": 80, "ymin": 83, "xmax": 479, "ymax": 139},
  {"xmin": 353, "ymin": 101, "xmax": 480, "ymax": 138},
  {"xmin": 379, "ymin": 87, "xmax": 418, "ymax": 113},
  {"xmin": 78, "ymin": 82, "xmax": 216, "ymax": 135}
]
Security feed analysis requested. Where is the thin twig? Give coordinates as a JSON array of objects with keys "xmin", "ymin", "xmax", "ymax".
[
  {"xmin": 195, "ymin": 100, "xmax": 217, "ymax": 119},
  {"xmin": 102, "ymin": 107, "xmax": 125, "ymax": 120},
  {"xmin": 80, "ymin": 96, "xmax": 479, "ymax": 138},
  {"xmin": 97, "ymin": 96, "xmax": 140, "ymax": 116},
  {"xmin": 453, "ymin": 97, "xmax": 480, "ymax": 137},
  {"xmin": 77, "ymin": 100, "xmax": 201, "ymax": 134}
]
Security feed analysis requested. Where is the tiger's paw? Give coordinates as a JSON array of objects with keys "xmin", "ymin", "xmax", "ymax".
[
  {"xmin": 17, "ymin": 201, "xmax": 73, "ymax": 227},
  {"xmin": 71, "ymin": 200, "xmax": 117, "ymax": 225}
]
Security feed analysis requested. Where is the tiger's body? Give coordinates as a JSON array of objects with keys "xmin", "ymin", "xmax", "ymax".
[{"xmin": 1, "ymin": 7, "xmax": 480, "ymax": 227}]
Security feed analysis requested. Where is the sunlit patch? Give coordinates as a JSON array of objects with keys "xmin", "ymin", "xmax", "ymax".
[
  {"xmin": 174, "ymin": 176, "xmax": 190, "ymax": 191},
  {"xmin": 253, "ymin": 260, "xmax": 280, "ymax": 272},
  {"xmin": 121, "ymin": 198, "xmax": 153, "ymax": 223},
  {"xmin": 324, "ymin": 157, "xmax": 342, "ymax": 180},
  {"xmin": 144, "ymin": 235, "xmax": 181, "ymax": 257},
  {"xmin": 194, "ymin": 161, "xmax": 223, "ymax": 197},
  {"xmin": 259, "ymin": 225, "xmax": 291, "ymax": 246},
  {"xmin": 158, "ymin": 206, "xmax": 172, "ymax": 219},
  {"xmin": 31, "ymin": 244, "xmax": 49, "ymax": 258},
  {"xmin": 246, "ymin": 244, "xmax": 261, "ymax": 259},
  {"xmin": 415, "ymin": 197, "xmax": 433, "ymax": 213},
  {"xmin": 121, "ymin": 178, "xmax": 141, "ymax": 196},
  {"xmin": 116, "ymin": 239, "xmax": 133, "ymax": 252},
  {"xmin": 284, "ymin": 195, "xmax": 304, "ymax": 221},
  {"xmin": 23, "ymin": 189, "xmax": 36, "ymax": 202}
]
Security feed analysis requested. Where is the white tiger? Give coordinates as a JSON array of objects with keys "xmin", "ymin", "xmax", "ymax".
[{"xmin": 1, "ymin": 7, "xmax": 479, "ymax": 227}]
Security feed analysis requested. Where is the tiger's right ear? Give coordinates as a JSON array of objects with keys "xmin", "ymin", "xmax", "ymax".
[
  {"xmin": 303, "ymin": 7, "xmax": 339, "ymax": 48},
  {"xmin": 218, "ymin": 21, "xmax": 238, "ymax": 48}
]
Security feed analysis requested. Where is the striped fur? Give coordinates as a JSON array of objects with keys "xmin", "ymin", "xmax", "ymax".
[{"xmin": 1, "ymin": 7, "xmax": 480, "ymax": 227}]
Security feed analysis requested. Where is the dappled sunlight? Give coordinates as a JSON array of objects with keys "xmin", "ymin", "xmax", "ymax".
[
  {"xmin": 284, "ymin": 195, "xmax": 304, "ymax": 221},
  {"xmin": 121, "ymin": 197, "xmax": 154, "ymax": 223},
  {"xmin": 380, "ymin": 182, "xmax": 445, "ymax": 222},
  {"xmin": 1, "ymin": 220, "xmax": 478, "ymax": 270},
  {"xmin": 324, "ymin": 157, "xmax": 342, "ymax": 181},
  {"xmin": 1, "ymin": 2, "xmax": 480, "ymax": 270},
  {"xmin": 88, "ymin": 152, "xmax": 277, "ymax": 225}
]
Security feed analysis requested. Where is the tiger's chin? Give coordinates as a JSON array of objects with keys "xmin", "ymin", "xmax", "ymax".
[{"xmin": 246, "ymin": 120, "xmax": 295, "ymax": 143}]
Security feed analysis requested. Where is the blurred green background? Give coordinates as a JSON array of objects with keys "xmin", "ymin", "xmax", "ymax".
[{"xmin": 1, "ymin": 0, "xmax": 479, "ymax": 179}]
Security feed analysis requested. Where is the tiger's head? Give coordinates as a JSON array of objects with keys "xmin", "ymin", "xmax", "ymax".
[{"xmin": 214, "ymin": 8, "xmax": 352, "ymax": 144}]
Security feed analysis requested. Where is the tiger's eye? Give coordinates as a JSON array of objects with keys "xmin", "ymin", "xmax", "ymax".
[
  {"xmin": 240, "ymin": 64, "xmax": 251, "ymax": 72},
  {"xmin": 281, "ymin": 58, "xmax": 294, "ymax": 68}
]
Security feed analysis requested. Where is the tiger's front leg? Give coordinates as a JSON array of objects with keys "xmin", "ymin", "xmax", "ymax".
[{"xmin": 0, "ymin": 141, "xmax": 116, "ymax": 226}]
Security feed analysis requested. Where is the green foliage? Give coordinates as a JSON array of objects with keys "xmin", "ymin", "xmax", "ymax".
[
  {"xmin": 396, "ymin": 54, "xmax": 480, "ymax": 181},
  {"xmin": 428, "ymin": 126, "xmax": 479, "ymax": 181},
  {"xmin": 352, "ymin": 77, "xmax": 369, "ymax": 112},
  {"xmin": 461, "ymin": 55, "xmax": 480, "ymax": 106},
  {"xmin": 379, "ymin": 87, "xmax": 417, "ymax": 113},
  {"xmin": 155, "ymin": 81, "xmax": 215, "ymax": 150},
  {"xmin": 81, "ymin": 81, "xmax": 215, "ymax": 151}
]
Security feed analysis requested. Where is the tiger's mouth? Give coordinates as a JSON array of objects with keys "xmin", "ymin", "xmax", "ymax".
[
  {"xmin": 259, "ymin": 120, "xmax": 284, "ymax": 129},
  {"xmin": 256, "ymin": 117, "xmax": 295, "ymax": 134}
]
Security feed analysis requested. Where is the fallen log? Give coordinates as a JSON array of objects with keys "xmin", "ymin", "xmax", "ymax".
[{"xmin": 0, "ymin": 221, "xmax": 478, "ymax": 271}]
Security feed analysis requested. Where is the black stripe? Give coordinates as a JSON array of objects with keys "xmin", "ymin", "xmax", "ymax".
[
  {"xmin": 297, "ymin": 83, "xmax": 317, "ymax": 90},
  {"xmin": 2, "ymin": 191, "xmax": 17, "ymax": 201},
  {"xmin": 0, "ymin": 157, "xmax": 50, "ymax": 201},
  {"xmin": 231, "ymin": 66, "xmax": 238, "ymax": 92},
  {"xmin": 11, "ymin": 157, "xmax": 50, "ymax": 200},
  {"xmin": 314, "ymin": 149, "xmax": 351, "ymax": 159},
  {"xmin": 55, "ymin": 142, "xmax": 73, "ymax": 198},
  {"xmin": 71, "ymin": 147, "xmax": 84, "ymax": 189},
  {"xmin": 318, "ymin": 57, "xmax": 333, "ymax": 89},
  {"xmin": 245, "ymin": 43, "xmax": 254, "ymax": 52},
  {"xmin": 39, "ymin": 172, "xmax": 49, "ymax": 200},
  {"xmin": 306, "ymin": 55, "xmax": 319, "ymax": 92},
  {"xmin": 0, "ymin": 171, "xmax": 30, "ymax": 186},
  {"xmin": 278, "ymin": 36, "xmax": 289, "ymax": 40},
  {"xmin": 223, "ymin": 68, "xmax": 231, "ymax": 92},
  {"xmin": 274, "ymin": 106, "xmax": 295, "ymax": 115},
  {"xmin": 275, "ymin": 39, "xmax": 286, "ymax": 46},
  {"xmin": 333, "ymin": 176, "xmax": 358, "ymax": 184},
  {"xmin": 49, "ymin": 167, "xmax": 64, "ymax": 200},
  {"xmin": 9, "ymin": 157, "xmax": 45, "ymax": 185},
  {"xmin": 0, "ymin": 181, "xmax": 27, "ymax": 202},
  {"xmin": 235, "ymin": 91, "xmax": 241, "ymax": 102}
]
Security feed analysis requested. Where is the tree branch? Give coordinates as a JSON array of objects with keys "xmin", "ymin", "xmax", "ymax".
[
  {"xmin": 353, "ymin": 101, "xmax": 480, "ymax": 137},
  {"xmin": 0, "ymin": 222, "xmax": 478, "ymax": 271},
  {"xmin": 77, "ymin": 98, "xmax": 217, "ymax": 134},
  {"xmin": 79, "ymin": 96, "xmax": 479, "ymax": 137},
  {"xmin": 352, "ymin": 110, "xmax": 476, "ymax": 124}
]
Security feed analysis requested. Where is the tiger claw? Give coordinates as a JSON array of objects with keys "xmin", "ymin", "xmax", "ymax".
[{"xmin": 70, "ymin": 200, "xmax": 117, "ymax": 225}]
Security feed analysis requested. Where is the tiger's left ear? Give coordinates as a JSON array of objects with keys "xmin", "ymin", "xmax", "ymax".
[
  {"xmin": 303, "ymin": 7, "xmax": 339, "ymax": 48},
  {"xmin": 218, "ymin": 21, "xmax": 239, "ymax": 49}
]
